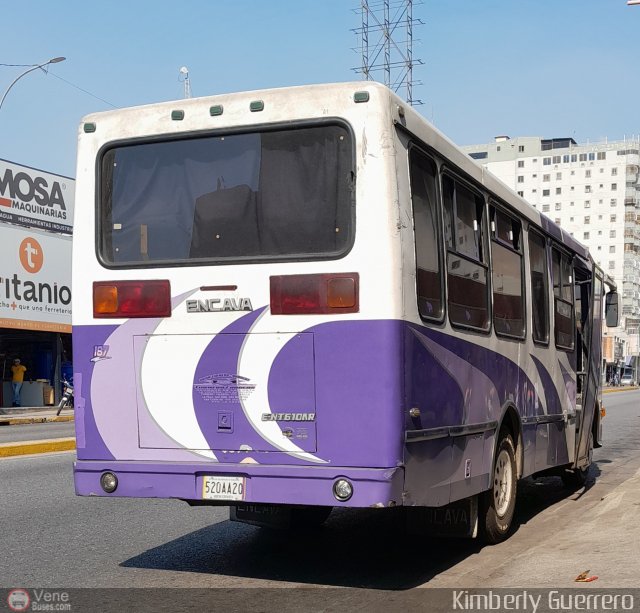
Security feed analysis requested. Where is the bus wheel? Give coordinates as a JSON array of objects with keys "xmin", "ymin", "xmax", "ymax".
[
  {"xmin": 481, "ymin": 432, "xmax": 517, "ymax": 544},
  {"xmin": 561, "ymin": 433, "xmax": 593, "ymax": 489}
]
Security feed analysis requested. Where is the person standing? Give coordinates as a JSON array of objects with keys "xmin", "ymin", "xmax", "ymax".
[{"xmin": 10, "ymin": 358, "xmax": 27, "ymax": 407}]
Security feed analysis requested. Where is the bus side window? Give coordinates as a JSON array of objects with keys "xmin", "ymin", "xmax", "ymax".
[
  {"xmin": 552, "ymin": 247, "xmax": 575, "ymax": 350},
  {"xmin": 528, "ymin": 230, "xmax": 549, "ymax": 344},
  {"xmin": 409, "ymin": 150, "xmax": 443, "ymax": 321},
  {"xmin": 442, "ymin": 174, "xmax": 490, "ymax": 332},
  {"xmin": 490, "ymin": 207, "xmax": 525, "ymax": 339}
]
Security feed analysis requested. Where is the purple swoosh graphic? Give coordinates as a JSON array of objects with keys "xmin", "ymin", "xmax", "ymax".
[{"xmin": 191, "ymin": 307, "xmax": 270, "ymax": 459}]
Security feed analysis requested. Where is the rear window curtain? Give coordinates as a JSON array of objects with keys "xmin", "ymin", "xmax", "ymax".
[{"xmin": 101, "ymin": 125, "xmax": 352, "ymax": 263}]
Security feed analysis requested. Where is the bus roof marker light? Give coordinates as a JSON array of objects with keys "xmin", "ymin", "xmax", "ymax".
[
  {"xmin": 171, "ymin": 110, "xmax": 185, "ymax": 121},
  {"xmin": 210, "ymin": 105, "xmax": 224, "ymax": 116},
  {"xmin": 354, "ymin": 91, "xmax": 370, "ymax": 103},
  {"xmin": 84, "ymin": 122, "xmax": 96, "ymax": 133},
  {"xmin": 250, "ymin": 100, "xmax": 264, "ymax": 112}
]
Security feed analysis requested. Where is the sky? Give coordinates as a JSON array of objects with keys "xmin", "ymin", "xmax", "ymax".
[{"xmin": 1, "ymin": 0, "xmax": 639, "ymax": 179}]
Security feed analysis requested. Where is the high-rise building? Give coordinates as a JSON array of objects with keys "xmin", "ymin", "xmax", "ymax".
[{"xmin": 462, "ymin": 136, "xmax": 640, "ymax": 369}]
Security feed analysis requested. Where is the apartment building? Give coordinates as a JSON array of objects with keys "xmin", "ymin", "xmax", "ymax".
[{"xmin": 462, "ymin": 136, "xmax": 640, "ymax": 367}]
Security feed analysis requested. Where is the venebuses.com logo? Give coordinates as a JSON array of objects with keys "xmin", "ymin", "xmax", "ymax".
[
  {"xmin": 6, "ymin": 588, "xmax": 71, "ymax": 612},
  {"xmin": 7, "ymin": 589, "xmax": 30, "ymax": 612}
]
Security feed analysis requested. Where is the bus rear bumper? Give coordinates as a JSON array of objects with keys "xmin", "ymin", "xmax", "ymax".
[{"xmin": 73, "ymin": 460, "xmax": 405, "ymax": 508}]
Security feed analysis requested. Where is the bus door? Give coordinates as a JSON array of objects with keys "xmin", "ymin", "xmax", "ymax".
[{"xmin": 573, "ymin": 263, "xmax": 603, "ymax": 469}]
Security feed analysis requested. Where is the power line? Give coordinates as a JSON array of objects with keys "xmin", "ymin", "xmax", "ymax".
[{"xmin": 48, "ymin": 72, "xmax": 118, "ymax": 109}]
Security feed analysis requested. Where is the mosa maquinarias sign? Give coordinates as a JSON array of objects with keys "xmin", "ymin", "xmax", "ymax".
[{"xmin": 0, "ymin": 159, "xmax": 74, "ymax": 235}]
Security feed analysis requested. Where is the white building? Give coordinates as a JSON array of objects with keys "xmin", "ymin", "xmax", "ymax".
[{"xmin": 462, "ymin": 136, "xmax": 640, "ymax": 369}]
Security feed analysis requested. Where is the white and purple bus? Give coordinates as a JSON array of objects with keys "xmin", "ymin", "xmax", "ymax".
[{"xmin": 72, "ymin": 82, "xmax": 618, "ymax": 542}]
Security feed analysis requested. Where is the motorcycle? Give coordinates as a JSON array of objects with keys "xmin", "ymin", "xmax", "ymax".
[{"xmin": 56, "ymin": 378, "xmax": 74, "ymax": 416}]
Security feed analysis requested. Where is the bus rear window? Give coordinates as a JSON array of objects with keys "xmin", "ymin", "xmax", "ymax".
[{"xmin": 99, "ymin": 124, "xmax": 354, "ymax": 265}]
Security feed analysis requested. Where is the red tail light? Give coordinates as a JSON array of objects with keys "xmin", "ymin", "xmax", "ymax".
[
  {"xmin": 93, "ymin": 280, "xmax": 171, "ymax": 318},
  {"xmin": 270, "ymin": 273, "xmax": 359, "ymax": 315}
]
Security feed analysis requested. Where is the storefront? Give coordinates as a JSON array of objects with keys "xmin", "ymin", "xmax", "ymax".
[{"xmin": 0, "ymin": 158, "xmax": 73, "ymax": 408}]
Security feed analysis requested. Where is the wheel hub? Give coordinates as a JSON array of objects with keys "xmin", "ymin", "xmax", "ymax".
[{"xmin": 494, "ymin": 448, "xmax": 513, "ymax": 517}]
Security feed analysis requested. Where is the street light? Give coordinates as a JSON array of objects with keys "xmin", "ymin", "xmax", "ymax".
[{"xmin": 0, "ymin": 56, "xmax": 66, "ymax": 111}]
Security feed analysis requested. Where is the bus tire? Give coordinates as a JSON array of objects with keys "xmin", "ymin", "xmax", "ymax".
[
  {"xmin": 561, "ymin": 432, "xmax": 593, "ymax": 489},
  {"xmin": 481, "ymin": 432, "xmax": 517, "ymax": 544}
]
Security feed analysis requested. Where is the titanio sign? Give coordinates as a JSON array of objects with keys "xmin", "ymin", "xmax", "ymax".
[
  {"xmin": 0, "ymin": 225, "xmax": 71, "ymax": 333},
  {"xmin": 0, "ymin": 158, "xmax": 74, "ymax": 235}
]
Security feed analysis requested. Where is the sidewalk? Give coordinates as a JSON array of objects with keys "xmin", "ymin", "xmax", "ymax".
[
  {"xmin": 0, "ymin": 406, "xmax": 74, "ymax": 426},
  {"xmin": 603, "ymin": 385, "xmax": 639, "ymax": 394},
  {"xmin": 0, "ymin": 407, "xmax": 75, "ymax": 457}
]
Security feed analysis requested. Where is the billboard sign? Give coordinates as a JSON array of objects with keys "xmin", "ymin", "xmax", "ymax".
[
  {"xmin": 0, "ymin": 158, "xmax": 74, "ymax": 235},
  {"xmin": 0, "ymin": 225, "xmax": 71, "ymax": 333}
]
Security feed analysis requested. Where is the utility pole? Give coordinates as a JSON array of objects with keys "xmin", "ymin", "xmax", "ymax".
[{"xmin": 0, "ymin": 57, "xmax": 66, "ymax": 111}]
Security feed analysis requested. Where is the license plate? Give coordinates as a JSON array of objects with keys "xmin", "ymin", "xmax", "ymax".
[{"xmin": 202, "ymin": 475, "xmax": 245, "ymax": 501}]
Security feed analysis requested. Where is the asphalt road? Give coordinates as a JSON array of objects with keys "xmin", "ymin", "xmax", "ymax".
[
  {"xmin": 0, "ymin": 390, "xmax": 638, "ymax": 596},
  {"xmin": 0, "ymin": 421, "xmax": 75, "ymax": 444}
]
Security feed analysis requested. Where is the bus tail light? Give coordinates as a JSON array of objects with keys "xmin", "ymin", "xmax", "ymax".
[
  {"xmin": 93, "ymin": 280, "xmax": 172, "ymax": 318},
  {"xmin": 270, "ymin": 273, "xmax": 359, "ymax": 315}
]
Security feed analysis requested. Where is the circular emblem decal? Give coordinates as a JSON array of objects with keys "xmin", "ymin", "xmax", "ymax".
[
  {"xmin": 19, "ymin": 237, "xmax": 44, "ymax": 274},
  {"xmin": 7, "ymin": 589, "xmax": 31, "ymax": 612}
]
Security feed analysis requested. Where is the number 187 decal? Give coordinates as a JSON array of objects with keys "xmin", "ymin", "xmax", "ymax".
[{"xmin": 90, "ymin": 345, "xmax": 111, "ymax": 363}]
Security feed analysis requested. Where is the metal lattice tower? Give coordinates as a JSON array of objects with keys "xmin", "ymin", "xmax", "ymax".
[{"xmin": 352, "ymin": 0, "xmax": 424, "ymax": 106}]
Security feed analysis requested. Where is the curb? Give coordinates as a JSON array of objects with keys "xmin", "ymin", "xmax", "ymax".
[
  {"xmin": 603, "ymin": 387, "xmax": 639, "ymax": 394},
  {"xmin": 0, "ymin": 437, "xmax": 76, "ymax": 458},
  {"xmin": 0, "ymin": 415, "xmax": 74, "ymax": 426}
]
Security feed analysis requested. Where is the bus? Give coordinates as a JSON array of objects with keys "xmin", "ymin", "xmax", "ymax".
[{"xmin": 72, "ymin": 82, "xmax": 619, "ymax": 543}]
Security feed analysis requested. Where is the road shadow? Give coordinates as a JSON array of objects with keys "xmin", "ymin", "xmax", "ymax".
[
  {"xmin": 122, "ymin": 506, "xmax": 480, "ymax": 589},
  {"xmin": 514, "ymin": 462, "xmax": 602, "ymax": 521},
  {"xmin": 121, "ymin": 470, "xmax": 596, "ymax": 589}
]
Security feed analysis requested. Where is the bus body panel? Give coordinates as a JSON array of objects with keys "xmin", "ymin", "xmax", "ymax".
[
  {"xmin": 73, "ymin": 318, "xmax": 404, "ymax": 467},
  {"xmin": 73, "ymin": 83, "xmax": 410, "ymax": 507},
  {"xmin": 389, "ymin": 121, "xmax": 583, "ymax": 506}
]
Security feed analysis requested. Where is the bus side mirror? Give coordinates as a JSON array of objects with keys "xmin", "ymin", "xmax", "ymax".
[{"xmin": 605, "ymin": 291, "xmax": 619, "ymax": 328}]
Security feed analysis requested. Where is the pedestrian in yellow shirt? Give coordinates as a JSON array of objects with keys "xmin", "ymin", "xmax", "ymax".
[{"xmin": 11, "ymin": 358, "xmax": 27, "ymax": 407}]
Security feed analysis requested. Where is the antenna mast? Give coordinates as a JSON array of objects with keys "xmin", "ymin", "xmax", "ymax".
[{"xmin": 179, "ymin": 66, "xmax": 192, "ymax": 99}]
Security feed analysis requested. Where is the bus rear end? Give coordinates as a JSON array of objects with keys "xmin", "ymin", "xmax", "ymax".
[{"xmin": 72, "ymin": 83, "xmax": 405, "ymax": 521}]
